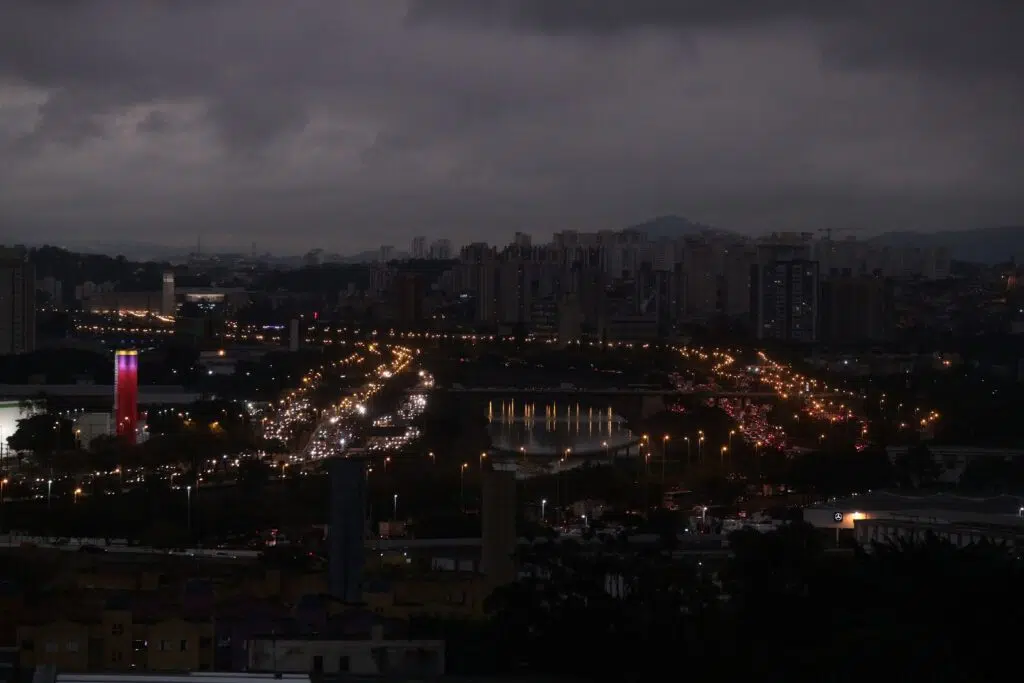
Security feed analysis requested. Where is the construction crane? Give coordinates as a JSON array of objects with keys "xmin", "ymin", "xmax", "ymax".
[{"xmin": 818, "ymin": 227, "xmax": 865, "ymax": 240}]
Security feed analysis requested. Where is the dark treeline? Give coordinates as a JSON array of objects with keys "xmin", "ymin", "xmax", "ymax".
[{"xmin": 435, "ymin": 525, "xmax": 1024, "ymax": 682}]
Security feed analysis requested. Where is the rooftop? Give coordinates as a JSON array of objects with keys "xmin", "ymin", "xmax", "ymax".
[{"xmin": 810, "ymin": 491, "xmax": 1024, "ymax": 516}]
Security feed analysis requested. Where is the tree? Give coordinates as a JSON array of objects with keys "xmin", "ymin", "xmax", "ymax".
[
  {"xmin": 959, "ymin": 456, "xmax": 1024, "ymax": 493},
  {"xmin": 485, "ymin": 538, "xmax": 720, "ymax": 680},
  {"xmin": 6, "ymin": 414, "xmax": 75, "ymax": 455},
  {"xmin": 238, "ymin": 458, "xmax": 272, "ymax": 493},
  {"xmin": 894, "ymin": 444, "xmax": 942, "ymax": 489}
]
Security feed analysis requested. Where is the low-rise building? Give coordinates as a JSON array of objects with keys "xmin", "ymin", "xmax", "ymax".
[
  {"xmin": 804, "ymin": 491, "xmax": 1024, "ymax": 534},
  {"xmin": 246, "ymin": 631, "xmax": 444, "ymax": 677},
  {"xmin": 853, "ymin": 517, "xmax": 1024, "ymax": 552}
]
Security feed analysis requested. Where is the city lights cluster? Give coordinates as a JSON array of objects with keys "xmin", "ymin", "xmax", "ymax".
[{"xmin": 297, "ymin": 345, "xmax": 417, "ymax": 461}]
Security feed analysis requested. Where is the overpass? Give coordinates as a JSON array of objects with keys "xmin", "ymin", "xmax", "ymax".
[{"xmin": 422, "ymin": 386, "xmax": 849, "ymax": 399}]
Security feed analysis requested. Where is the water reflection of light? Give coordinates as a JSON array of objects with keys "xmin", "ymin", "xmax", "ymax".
[{"xmin": 488, "ymin": 400, "xmax": 636, "ymax": 457}]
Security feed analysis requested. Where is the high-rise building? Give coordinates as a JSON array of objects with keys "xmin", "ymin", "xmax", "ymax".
[
  {"xmin": 394, "ymin": 272, "xmax": 425, "ymax": 329},
  {"xmin": 411, "ymin": 236, "xmax": 427, "ymax": 259},
  {"xmin": 429, "ymin": 239, "xmax": 453, "ymax": 260},
  {"xmin": 288, "ymin": 319, "xmax": 300, "ymax": 352},
  {"xmin": 750, "ymin": 259, "xmax": 819, "ymax": 342},
  {"xmin": 0, "ymin": 247, "xmax": 36, "ymax": 355},
  {"xmin": 328, "ymin": 458, "xmax": 366, "ymax": 603},
  {"xmin": 481, "ymin": 469, "xmax": 517, "ymax": 588},
  {"xmin": 114, "ymin": 350, "xmax": 139, "ymax": 444},
  {"xmin": 161, "ymin": 271, "xmax": 176, "ymax": 316}
]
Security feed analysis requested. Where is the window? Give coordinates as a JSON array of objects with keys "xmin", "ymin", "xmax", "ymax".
[
  {"xmin": 112, "ymin": 624, "xmax": 124, "ymax": 636},
  {"xmin": 339, "ymin": 656, "xmax": 350, "ymax": 672},
  {"xmin": 20, "ymin": 640, "xmax": 33, "ymax": 652},
  {"xmin": 111, "ymin": 651, "xmax": 123, "ymax": 663},
  {"xmin": 66, "ymin": 641, "xmax": 79, "ymax": 653},
  {"xmin": 159, "ymin": 640, "xmax": 172, "ymax": 652},
  {"xmin": 45, "ymin": 642, "xmax": 57, "ymax": 653},
  {"xmin": 199, "ymin": 637, "xmax": 212, "ymax": 649},
  {"xmin": 180, "ymin": 640, "xmax": 188, "ymax": 652}
]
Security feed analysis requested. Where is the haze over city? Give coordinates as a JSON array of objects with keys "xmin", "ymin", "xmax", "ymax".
[{"xmin": 2, "ymin": 0, "xmax": 1023, "ymax": 252}]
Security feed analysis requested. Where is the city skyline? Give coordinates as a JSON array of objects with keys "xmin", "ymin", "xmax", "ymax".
[{"xmin": 1, "ymin": 1, "xmax": 1022, "ymax": 251}]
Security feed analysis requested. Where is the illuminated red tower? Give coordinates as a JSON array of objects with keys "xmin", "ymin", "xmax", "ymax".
[{"xmin": 114, "ymin": 349, "xmax": 139, "ymax": 444}]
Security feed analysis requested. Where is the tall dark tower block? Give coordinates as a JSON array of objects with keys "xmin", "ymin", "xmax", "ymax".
[
  {"xmin": 328, "ymin": 458, "xmax": 366, "ymax": 602},
  {"xmin": 481, "ymin": 469, "xmax": 517, "ymax": 588}
]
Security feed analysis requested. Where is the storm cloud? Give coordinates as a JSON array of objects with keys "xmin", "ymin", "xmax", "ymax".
[{"xmin": 0, "ymin": 0, "xmax": 1021, "ymax": 252}]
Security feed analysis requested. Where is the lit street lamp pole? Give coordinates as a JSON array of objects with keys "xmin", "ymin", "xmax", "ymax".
[
  {"xmin": 186, "ymin": 485, "xmax": 192, "ymax": 537},
  {"xmin": 47, "ymin": 479, "xmax": 53, "ymax": 511},
  {"xmin": 392, "ymin": 493, "xmax": 398, "ymax": 521},
  {"xmin": 460, "ymin": 463, "xmax": 468, "ymax": 511},
  {"xmin": 661, "ymin": 435, "xmax": 669, "ymax": 486},
  {"xmin": 541, "ymin": 498, "xmax": 547, "ymax": 522}
]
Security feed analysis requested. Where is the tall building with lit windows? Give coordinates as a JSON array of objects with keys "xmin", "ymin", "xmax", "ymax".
[{"xmin": 750, "ymin": 259, "xmax": 820, "ymax": 343}]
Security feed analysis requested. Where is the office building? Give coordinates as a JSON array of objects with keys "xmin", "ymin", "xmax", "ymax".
[{"xmin": 0, "ymin": 248, "xmax": 35, "ymax": 355}]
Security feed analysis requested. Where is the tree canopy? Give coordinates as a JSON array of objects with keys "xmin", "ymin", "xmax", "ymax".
[{"xmin": 479, "ymin": 524, "xmax": 1024, "ymax": 682}]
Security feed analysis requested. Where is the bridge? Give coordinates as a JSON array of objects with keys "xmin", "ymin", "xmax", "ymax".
[{"xmin": 423, "ymin": 386, "xmax": 850, "ymax": 399}]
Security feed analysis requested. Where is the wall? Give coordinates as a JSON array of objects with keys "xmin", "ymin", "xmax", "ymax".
[
  {"xmin": 18, "ymin": 616, "xmax": 214, "ymax": 672},
  {"xmin": 247, "ymin": 638, "xmax": 444, "ymax": 677}
]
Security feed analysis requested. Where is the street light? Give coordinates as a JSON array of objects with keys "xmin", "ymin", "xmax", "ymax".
[
  {"xmin": 428, "ymin": 451, "xmax": 435, "ymax": 465},
  {"xmin": 186, "ymin": 485, "xmax": 193, "ymax": 536},
  {"xmin": 47, "ymin": 479, "xmax": 53, "ymax": 510},
  {"xmin": 393, "ymin": 493, "xmax": 398, "ymax": 521},
  {"xmin": 684, "ymin": 436, "xmax": 691, "ymax": 463},
  {"xmin": 541, "ymin": 498, "xmax": 548, "ymax": 521},
  {"xmin": 74, "ymin": 487, "xmax": 82, "ymax": 503},
  {"xmin": 460, "ymin": 463, "xmax": 468, "ymax": 510}
]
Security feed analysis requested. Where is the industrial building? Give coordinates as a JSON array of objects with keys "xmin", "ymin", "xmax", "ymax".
[{"xmin": 803, "ymin": 491, "xmax": 1024, "ymax": 550}]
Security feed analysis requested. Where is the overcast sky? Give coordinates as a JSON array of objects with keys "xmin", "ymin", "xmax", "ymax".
[{"xmin": 1, "ymin": 1, "xmax": 1022, "ymax": 253}]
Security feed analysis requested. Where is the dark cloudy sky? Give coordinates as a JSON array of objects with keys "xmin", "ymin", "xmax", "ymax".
[{"xmin": 1, "ymin": 1, "xmax": 1022, "ymax": 253}]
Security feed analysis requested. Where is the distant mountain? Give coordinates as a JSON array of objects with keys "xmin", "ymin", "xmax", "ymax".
[
  {"xmin": 628, "ymin": 215, "xmax": 717, "ymax": 239},
  {"xmin": 870, "ymin": 226, "xmax": 1024, "ymax": 264}
]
